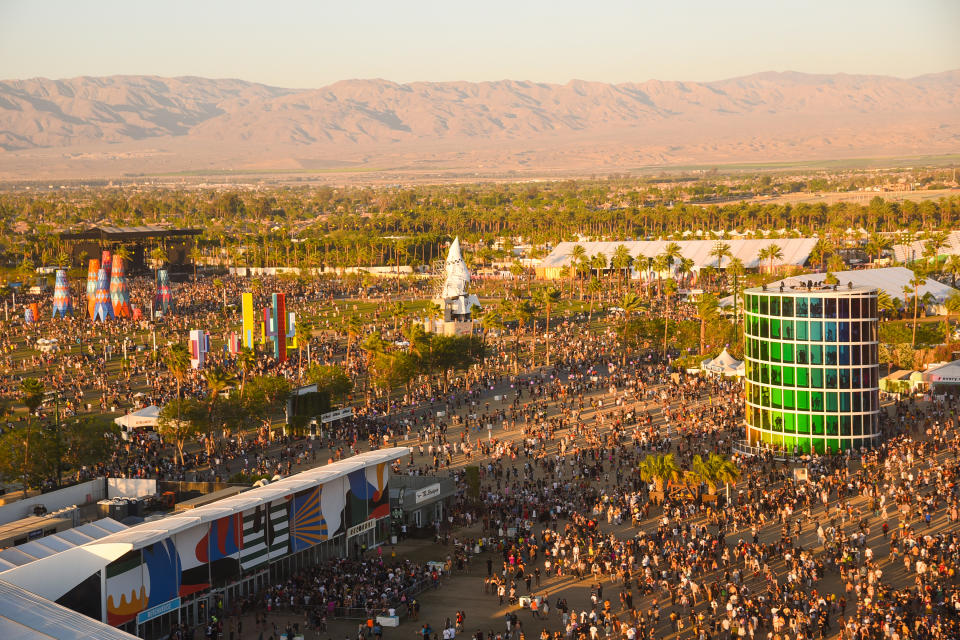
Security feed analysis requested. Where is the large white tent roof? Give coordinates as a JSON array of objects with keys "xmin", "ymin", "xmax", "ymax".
[
  {"xmin": 892, "ymin": 231, "xmax": 960, "ymax": 263},
  {"xmin": 541, "ymin": 238, "xmax": 817, "ymax": 270},
  {"xmin": 765, "ymin": 267, "xmax": 959, "ymax": 304}
]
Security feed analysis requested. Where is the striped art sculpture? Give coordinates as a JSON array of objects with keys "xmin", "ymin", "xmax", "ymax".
[
  {"xmin": 189, "ymin": 329, "xmax": 210, "ymax": 369},
  {"xmin": 240, "ymin": 292, "xmax": 296, "ymax": 358},
  {"xmin": 262, "ymin": 293, "xmax": 296, "ymax": 361},
  {"xmin": 24, "ymin": 304, "xmax": 36, "ymax": 324},
  {"xmin": 93, "ymin": 268, "xmax": 114, "ymax": 322},
  {"xmin": 155, "ymin": 269, "xmax": 173, "ymax": 314},
  {"xmin": 226, "ymin": 331, "xmax": 241, "ymax": 354},
  {"xmin": 86, "ymin": 259, "xmax": 100, "ymax": 319},
  {"xmin": 52, "ymin": 269, "xmax": 73, "ymax": 318},
  {"xmin": 109, "ymin": 255, "xmax": 131, "ymax": 318}
]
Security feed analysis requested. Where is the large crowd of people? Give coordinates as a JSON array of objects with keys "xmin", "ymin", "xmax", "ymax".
[{"xmin": 2, "ymin": 268, "xmax": 960, "ymax": 640}]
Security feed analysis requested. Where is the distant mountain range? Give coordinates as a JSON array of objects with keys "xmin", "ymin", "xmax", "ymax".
[{"xmin": 0, "ymin": 71, "xmax": 957, "ymax": 179}]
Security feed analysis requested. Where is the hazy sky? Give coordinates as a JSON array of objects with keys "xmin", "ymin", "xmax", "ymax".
[{"xmin": 2, "ymin": 0, "xmax": 958, "ymax": 86}]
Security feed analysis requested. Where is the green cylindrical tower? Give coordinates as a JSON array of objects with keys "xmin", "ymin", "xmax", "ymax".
[{"xmin": 742, "ymin": 284, "xmax": 880, "ymax": 455}]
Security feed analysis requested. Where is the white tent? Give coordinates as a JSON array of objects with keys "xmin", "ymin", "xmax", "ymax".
[
  {"xmin": 701, "ymin": 348, "xmax": 744, "ymax": 377},
  {"xmin": 113, "ymin": 405, "xmax": 159, "ymax": 430},
  {"xmin": 924, "ymin": 360, "xmax": 960, "ymax": 388}
]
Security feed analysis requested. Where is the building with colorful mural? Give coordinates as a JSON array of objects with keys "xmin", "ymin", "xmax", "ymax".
[
  {"xmin": 742, "ymin": 284, "xmax": 881, "ymax": 455},
  {"xmin": 0, "ymin": 448, "xmax": 406, "ymax": 639}
]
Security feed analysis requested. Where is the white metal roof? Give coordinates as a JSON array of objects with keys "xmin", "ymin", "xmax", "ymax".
[
  {"xmin": 541, "ymin": 238, "xmax": 818, "ymax": 270},
  {"xmin": 0, "ymin": 579, "xmax": 139, "ymax": 640},
  {"xmin": 0, "ymin": 518, "xmax": 126, "ymax": 570},
  {"xmin": 892, "ymin": 231, "xmax": 960, "ymax": 263}
]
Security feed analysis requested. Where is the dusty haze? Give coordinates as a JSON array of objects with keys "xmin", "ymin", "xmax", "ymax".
[{"xmin": 0, "ymin": 71, "xmax": 957, "ymax": 180}]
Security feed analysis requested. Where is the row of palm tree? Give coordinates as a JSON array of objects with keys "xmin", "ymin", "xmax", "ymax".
[{"xmin": 638, "ymin": 452, "xmax": 741, "ymax": 499}]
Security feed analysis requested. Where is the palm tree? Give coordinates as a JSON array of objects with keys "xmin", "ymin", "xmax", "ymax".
[
  {"xmin": 164, "ymin": 343, "xmax": 191, "ymax": 400},
  {"xmin": 877, "ymin": 290, "xmax": 897, "ymax": 320},
  {"xmin": 638, "ymin": 453, "xmax": 680, "ymax": 495},
  {"xmin": 651, "ymin": 254, "xmax": 670, "ymax": 299},
  {"xmin": 709, "ymin": 241, "xmax": 732, "ymax": 270},
  {"xmin": 587, "ymin": 278, "xmax": 602, "ymax": 322},
  {"xmin": 661, "ymin": 279, "xmax": 678, "ymax": 356},
  {"xmin": 727, "ymin": 257, "xmax": 746, "ymax": 323},
  {"xmin": 923, "ymin": 231, "xmax": 949, "ymax": 268},
  {"xmin": 865, "ymin": 233, "xmax": 892, "ymax": 266},
  {"xmin": 535, "ymin": 287, "xmax": 561, "ymax": 367},
  {"xmin": 590, "ymin": 253, "xmax": 608, "ymax": 280},
  {"xmin": 676, "ymin": 257, "xmax": 695, "ymax": 289},
  {"xmin": 344, "ymin": 315, "xmax": 363, "ymax": 365},
  {"xmin": 390, "ymin": 301, "xmax": 406, "ymax": 333},
  {"xmin": 692, "ymin": 453, "xmax": 741, "ymax": 497},
  {"xmin": 479, "ymin": 307, "xmax": 504, "ymax": 361},
  {"xmin": 570, "ymin": 244, "xmax": 587, "ymax": 296},
  {"xmin": 236, "ymin": 347, "xmax": 256, "ymax": 398},
  {"xmin": 610, "ymin": 244, "xmax": 633, "ymax": 293},
  {"xmin": 944, "ymin": 292, "xmax": 960, "ymax": 331},
  {"xmin": 763, "ymin": 243, "xmax": 784, "ymax": 274},
  {"xmin": 696, "ymin": 293, "xmax": 720, "ymax": 355},
  {"xmin": 618, "ymin": 292, "xmax": 645, "ymax": 366},
  {"xmin": 910, "ymin": 267, "xmax": 927, "ymax": 348},
  {"xmin": 295, "ymin": 316, "xmax": 314, "ymax": 377}
]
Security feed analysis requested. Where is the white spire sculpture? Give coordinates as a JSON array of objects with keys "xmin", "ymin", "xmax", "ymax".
[{"xmin": 436, "ymin": 237, "xmax": 481, "ymax": 321}]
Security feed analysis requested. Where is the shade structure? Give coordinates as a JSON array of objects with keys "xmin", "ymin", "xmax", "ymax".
[
  {"xmin": 86, "ymin": 259, "xmax": 100, "ymax": 319},
  {"xmin": 93, "ymin": 268, "xmax": 114, "ymax": 322},
  {"xmin": 155, "ymin": 269, "xmax": 172, "ymax": 314},
  {"xmin": 109, "ymin": 257, "xmax": 131, "ymax": 319},
  {"xmin": 52, "ymin": 269, "xmax": 73, "ymax": 318}
]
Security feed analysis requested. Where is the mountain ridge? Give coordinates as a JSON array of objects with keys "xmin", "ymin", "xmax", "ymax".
[{"xmin": 0, "ymin": 71, "xmax": 957, "ymax": 179}]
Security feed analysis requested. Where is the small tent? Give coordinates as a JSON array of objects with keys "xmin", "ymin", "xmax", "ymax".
[
  {"xmin": 114, "ymin": 405, "xmax": 160, "ymax": 440},
  {"xmin": 701, "ymin": 348, "xmax": 744, "ymax": 377}
]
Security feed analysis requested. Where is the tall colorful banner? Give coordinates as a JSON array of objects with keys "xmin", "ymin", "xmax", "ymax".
[
  {"xmin": 156, "ymin": 269, "xmax": 172, "ymax": 314},
  {"xmin": 52, "ymin": 269, "xmax": 73, "ymax": 318},
  {"xmin": 189, "ymin": 329, "xmax": 210, "ymax": 369},
  {"xmin": 110, "ymin": 256, "xmax": 131, "ymax": 318},
  {"xmin": 93, "ymin": 268, "xmax": 114, "ymax": 322},
  {"xmin": 86, "ymin": 259, "xmax": 100, "ymax": 320},
  {"xmin": 241, "ymin": 293, "xmax": 255, "ymax": 349}
]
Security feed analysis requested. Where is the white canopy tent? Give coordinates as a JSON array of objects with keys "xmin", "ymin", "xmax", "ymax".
[
  {"xmin": 114, "ymin": 405, "xmax": 159, "ymax": 430},
  {"xmin": 701, "ymin": 348, "xmax": 744, "ymax": 377}
]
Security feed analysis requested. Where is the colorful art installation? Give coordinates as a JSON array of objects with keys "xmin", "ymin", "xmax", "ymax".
[
  {"xmin": 240, "ymin": 292, "xmax": 296, "ymax": 359},
  {"xmin": 52, "ymin": 269, "xmax": 73, "ymax": 318},
  {"xmin": 241, "ymin": 292, "xmax": 256, "ymax": 349},
  {"xmin": 100, "ymin": 250, "xmax": 112, "ymax": 278},
  {"xmin": 24, "ymin": 304, "xmax": 36, "ymax": 324},
  {"xmin": 109, "ymin": 255, "xmax": 132, "ymax": 318},
  {"xmin": 93, "ymin": 268, "xmax": 114, "ymax": 322},
  {"xmin": 155, "ymin": 269, "xmax": 173, "ymax": 315},
  {"xmin": 226, "ymin": 331, "xmax": 241, "ymax": 354},
  {"xmin": 261, "ymin": 293, "xmax": 296, "ymax": 361},
  {"xmin": 86, "ymin": 259, "xmax": 100, "ymax": 319},
  {"xmin": 131, "ymin": 306, "xmax": 143, "ymax": 321},
  {"xmin": 189, "ymin": 329, "xmax": 210, "ymax": 369}
]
